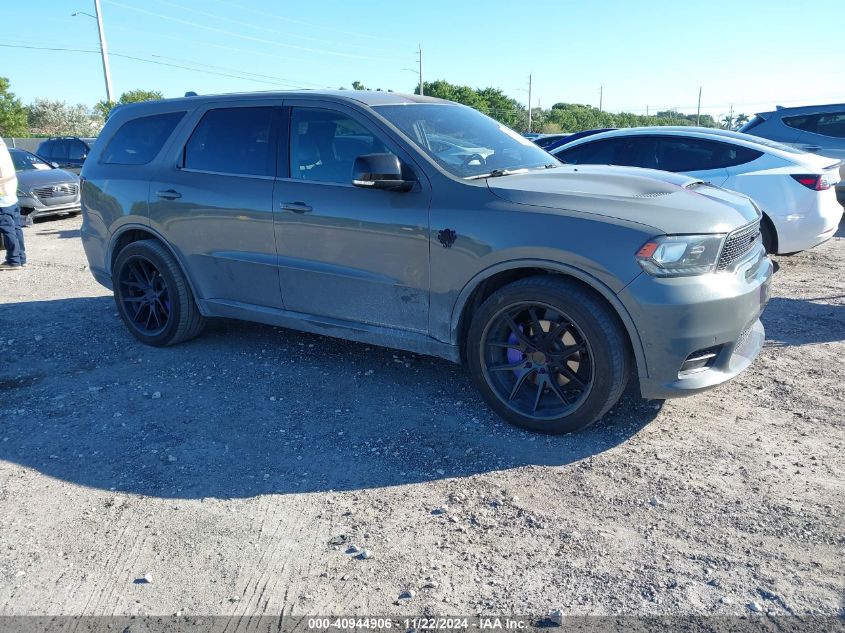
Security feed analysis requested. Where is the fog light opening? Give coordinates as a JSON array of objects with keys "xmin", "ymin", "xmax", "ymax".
[{"xmin": 679, "ymin": 345, "xmax": 723, "ymax": 375}]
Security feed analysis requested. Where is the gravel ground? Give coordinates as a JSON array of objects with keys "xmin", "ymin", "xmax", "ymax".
[{"xmin": 0, "ymin": 215, "xmax": 842, "ymax": 620}]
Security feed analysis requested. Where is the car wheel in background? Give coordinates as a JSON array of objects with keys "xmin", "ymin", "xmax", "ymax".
[
  {"xmin": 113, "ymin": 239, "xmax": 205, "ymax": 346},
  {"xmin": 760, "ymin": 215, "xmax": 778, "ymax": 255},
  {"xmin": 466, "ymin": 276, "xmax": 630, "ymax": 434}
]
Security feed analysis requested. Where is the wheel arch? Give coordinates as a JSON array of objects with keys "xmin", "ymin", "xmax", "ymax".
[
  {"xmin": 450, "ymin": 260, "xmax": 648, "ymax": 380},
  {"xmin": 759, "ymin": 212, "xmax": 778, "ymax": 254},
  {"xmin": 108, "ymin": 224, "xmax": 206, "ymax": 311}
]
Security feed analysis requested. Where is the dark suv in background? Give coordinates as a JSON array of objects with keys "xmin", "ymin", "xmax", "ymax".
[
  {"xmin": 36, "ymin": 137, "xmax": 94, "ymax": 173},
  {"xmin": 80, "ymin": 91, "xmax": 772, "ymax": 434}
]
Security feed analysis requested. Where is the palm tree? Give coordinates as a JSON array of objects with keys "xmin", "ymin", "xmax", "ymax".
[{"xmin": 735, "ymin": 113, "xmax": 749, "ymax": 129}]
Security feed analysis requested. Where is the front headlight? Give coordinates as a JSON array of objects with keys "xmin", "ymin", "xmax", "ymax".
[{"xmin": 636, "ymin": 234, "xmax": 726, "ymax": 277}]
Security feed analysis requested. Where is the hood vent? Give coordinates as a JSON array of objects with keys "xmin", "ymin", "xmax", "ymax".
[{"xmin": 632, "ymin": 191, "xmax": 671, "ymax": 198}]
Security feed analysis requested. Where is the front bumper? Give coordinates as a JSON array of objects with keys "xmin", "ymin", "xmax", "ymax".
[
  {"xmin": 620, "ymin": 243, "xmax": 772, "ymax": 400},
  {"xmin": 19, "ymin": 193, "xmax": 81, "ymax": 218}
]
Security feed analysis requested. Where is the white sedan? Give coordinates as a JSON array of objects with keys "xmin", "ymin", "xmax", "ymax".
[{"xmin": 551, "ymin": 127, "xmax": 843, "ymax": 254}]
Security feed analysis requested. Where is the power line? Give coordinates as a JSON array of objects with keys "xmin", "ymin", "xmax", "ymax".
[
  {"xmin": 0, "ymin": 44, "xmax": 330, "ymax": 89},
  {"xmin": 102, "ymin": 0, "xmax": 383, "ymax": 60},
  {"xmin": 147, "ymin": 0, "xmax": 388, "ymax": 52},
  {"xmin": 145, "ymin": 53, "xmax": 331, "ymax": 88},
  {"xmin": 97, "ymin": 22, "xmax": 370, "ymax": 71},
  {"xmin": 206, "ymin": 0, "xmax": 405, "ymax": 44},
  {"xmin": 109, "ymin": 52, "xmax": 332, "ymax": 89},
  {"xmin": 0, "ymin": 43, "xmax": 99, "ymax": 54}
]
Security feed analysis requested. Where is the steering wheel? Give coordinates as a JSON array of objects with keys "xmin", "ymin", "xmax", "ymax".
[{"xmin": 461, "ymin": 153, "xmax": 486, "ymax": 169}]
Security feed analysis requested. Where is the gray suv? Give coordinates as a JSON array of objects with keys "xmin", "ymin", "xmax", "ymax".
[
  {"xmin": 80, "ymin": 91, "xmax": 772, "ymax": 433},
  {"xmin": 740, "ymin": 103, "xmax": 845, "ymax": 206}
]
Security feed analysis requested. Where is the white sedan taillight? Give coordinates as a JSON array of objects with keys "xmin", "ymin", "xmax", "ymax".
[{"xmin": 791, "ymin": 173, "xmax": 839, "ymax": 191}]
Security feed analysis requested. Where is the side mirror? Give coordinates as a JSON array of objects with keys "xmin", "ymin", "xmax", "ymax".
[{"xmin": 352, "ymin": 153, "xmax": 414, "ymax": 192}]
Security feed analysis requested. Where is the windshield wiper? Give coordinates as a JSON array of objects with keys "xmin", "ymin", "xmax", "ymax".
[
  {"xmin": 465, "ymin": 168, "xmax": 529, "ymax": 180},
  {"xmin": 465, "ymin": 163, "xmax": 559, "ymax": 180}
]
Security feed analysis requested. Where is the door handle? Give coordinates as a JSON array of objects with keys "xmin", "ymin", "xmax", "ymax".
[
  {"xmin": 155, "ymin": 189, "xmax": 182, "ymax": 200},
  {"xmin": 281, "ymin": 201, "xmax": 312, "ymax": 214}
]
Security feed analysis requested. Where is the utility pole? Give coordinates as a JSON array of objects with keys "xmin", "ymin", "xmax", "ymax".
[
  {"xmin": 527, "ymin": 73, "xmax": 533, "ymax": 133},
  {"xmin": 418, "ymin": 44, "xmax": 423, "ymax": 96},
  {"xmin": 94, "ymin": 0, "xmax": 114, "ymax": 102},
  {"xmin": 696, "ymin": 86, "xmax": 702, "ymax": 126}
]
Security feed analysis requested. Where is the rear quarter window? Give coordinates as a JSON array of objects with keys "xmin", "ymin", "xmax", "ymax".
[
  {"xmin": 101, "ymin": 111, "xmax": 186, "ymax": 165},
  {"xmin": 739, "ymin": 116, "xmax": 765, "ymax": 133}
]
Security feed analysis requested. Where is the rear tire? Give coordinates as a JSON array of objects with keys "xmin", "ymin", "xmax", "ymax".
[
  {"xmin": 761, "ymin": 215, "xmax": 777, "ymax": 255},
  {"xmin": 113, "ymin": 239, "xmax": 205, "ymax": 346},
  {"xmin": 466, "ymin": 276, "xmax": 630, "ymax": 434}
]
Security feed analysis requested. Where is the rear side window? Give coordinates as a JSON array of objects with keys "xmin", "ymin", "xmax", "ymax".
[
  {"xmin": 784, "ymin": 112, "xmax": 845, "ymax": 138},
  {"xmin": 816, "ymin": 112, "xmax": 845, "ymax": 138},
  {"xmin": 101, "ymin": 112, "xmax": 185, "ymax": 165},
  {"xmin": 183, "ymin": 107, "xmax": 275, "ymax": 176},
  {"xmin": 655, "ymin": 138, "xmax": 762, "ymax": 172}
]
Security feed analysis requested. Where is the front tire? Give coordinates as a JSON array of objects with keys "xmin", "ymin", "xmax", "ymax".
[
  {"xmin": 466, "ymin": 276, "xmax": 630, "ymax": 434},
  {"xmin": 113, "ymin": 239, "xmax": 205, "ymax": 346}
]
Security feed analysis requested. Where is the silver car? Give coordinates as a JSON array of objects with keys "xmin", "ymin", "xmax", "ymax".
[
  {"xmin": 740, "ymin": 103, "xmax": 845, "ymax": 206},
  {"xmin": 80, "ymin": 91, "xmax": 772, "ymax": 434},
  {"xmin": 10, "ymin": 149, "xmax": 82, "ymax": 219}
]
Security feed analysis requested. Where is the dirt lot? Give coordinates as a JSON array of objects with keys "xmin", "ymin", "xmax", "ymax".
[{"xmin": 0, "ymin": 215, "xmax": 843, "ymax": 620}]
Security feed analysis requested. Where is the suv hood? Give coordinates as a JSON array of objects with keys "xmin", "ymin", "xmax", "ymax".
[
  {"xmin": 487, "ymin": 165, "xmax": 760, "ymax": 235},
  {"xmin": 16, "ymin": 168, "xmax": 79, "ymax": 189}
]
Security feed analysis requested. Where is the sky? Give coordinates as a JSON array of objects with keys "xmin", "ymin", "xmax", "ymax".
[{"xmin": 4, "ymin": 0, "xmax": 844, "ymax": 120}]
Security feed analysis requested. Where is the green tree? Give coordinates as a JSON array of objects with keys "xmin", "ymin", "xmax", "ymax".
[
  {"xmin": 95, "ymin": 89, "xmax": 164, "ymax": 120},
  {"xmin": 416, "ymin": 80, "xmax": 527, "ymax": 130},
  {"xmin": 735, "ymin": 113, "xmax": 749, "ymax": 128},
  {"xmin": 351, "ymin": 81, "xmax": 367, "ymax": 91},
  {"xmin": 0, "ymin": 77, "xmax": 29, "ymax": 137}
]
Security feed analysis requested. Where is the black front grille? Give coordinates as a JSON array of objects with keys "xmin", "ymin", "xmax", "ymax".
[
  {"xmin": 717, "ymin": 221, "xmax": 761, "ymax": 271},
  {"xmin": 33, "ymin": 183, "xmax": 79, "ymax": 204}
]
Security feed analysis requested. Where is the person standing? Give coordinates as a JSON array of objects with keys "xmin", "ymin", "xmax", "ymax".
[{"xmin": 0, "ymin": 136, "xmax": 26, "ymax": 270}]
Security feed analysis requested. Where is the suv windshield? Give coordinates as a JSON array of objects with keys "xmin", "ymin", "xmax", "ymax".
[{"xmin": 373, "ymin": 104, "xmax": 559, "ymax": 178}]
